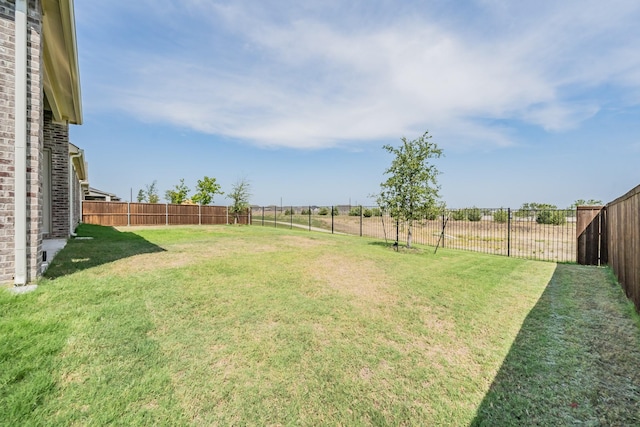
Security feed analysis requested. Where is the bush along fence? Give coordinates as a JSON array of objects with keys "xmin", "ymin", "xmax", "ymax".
[
  {"xmin": 577, "ymin": 183, "xmax": 640, "ymax": 312},
  {"xmin": 251, "ymin": 205, "xmax": 577, "ymax": 262},
  {"xmin": 82, "ymin": 201, "xmax": 250, "ymax": 226}
]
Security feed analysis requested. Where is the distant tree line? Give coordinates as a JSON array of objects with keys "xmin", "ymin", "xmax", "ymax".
[{"xmin": 449, "ymin": 199, "xmax": 603, "ymax": 225}]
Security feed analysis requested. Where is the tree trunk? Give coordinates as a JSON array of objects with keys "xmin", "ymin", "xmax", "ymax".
[{"xmin": 407, "ymin": 221, "xmax": 413, "ymax": 248}]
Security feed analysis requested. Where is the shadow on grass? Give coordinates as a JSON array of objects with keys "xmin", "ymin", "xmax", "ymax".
[
  {"xmin": 367, "ymin": 241, "xmax": 429, "ymax": 254},
  {"xmin": 471, "ymin": 264, "xmax": 640, "ymax": 426},
  {"xmin": 44, "ymin": 224, "xmax": 165, "ymax": 279},
  {"xmin": 367, "ymin": 241, "xmax": 396, "ymax": 248}
]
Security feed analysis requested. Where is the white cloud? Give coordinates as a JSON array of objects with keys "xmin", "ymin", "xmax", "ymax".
[
  {"xmin": 521, "ymin": 103, "xmax": 600, "ymax": 132},
  {"xmin": 94, "ymin": 0, "xmax": 640, "ymax": 149}
]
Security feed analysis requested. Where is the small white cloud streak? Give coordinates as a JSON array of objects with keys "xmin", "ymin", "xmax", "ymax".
[{"xmin": 101, "ymin": 0, "xmax": 640, "ymax": 149}]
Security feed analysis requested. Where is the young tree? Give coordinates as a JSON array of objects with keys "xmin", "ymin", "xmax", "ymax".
[
  {"xmin": 136, "ymin": 189, "xmax": 146, "ymax": 203},
  {"xmin": 192, "ymin": 176, "xmax": 223, "ymax": 205},
  {"xmin": 145, "ymin": 180, "xmax": 159, "ymax": 204},
  {"xmin": 165, "ymin": 178, "xmax": 190, "ymax": 204},
  {"xmin": 228, "ymin": 178, "xmax": 251, "ymax": 224},
  {"xmin": 377, "ymin": 131, "xmax": 443, "ymax": 248}
]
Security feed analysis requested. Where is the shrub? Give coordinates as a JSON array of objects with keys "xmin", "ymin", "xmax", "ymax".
[
  {"xmin": 332, "ymin": 206, "xmax": 339, "ymax": 216},
  {"xmin": 468, "ymin": 207, "xmax": 482, "ymax": 222},
  {"xmin": 536, "ymin": 210, "xmax": 566, "ymax": 225},
  {"xmin": 301, "ymin": 208, "xmax": 310, "ymax": 215},
  {"xmin": 493, "ymin": 209, "xmax": 508, "ymax": 223},
  {"xmin": 363, "ymin": 208, "xmax": 373, "ymax": 218},
  {"xmin": 318, "ymin": 207, "xmax": 329, "ymax": 216},
  {"xmin": 424, "ymin": 207, "xmax": 441, "ymax": 221},
  {"xmin": 451, "ymin": 210, "xmax": 467, "ymax": 221},
  {"xmin": 283, "ymin": 209, "xmax": 293, "ymax": 216},
  {"xmin": 371, "ymin": 207, "xmax": 382, "ymax": 217},
  {"xmin": 349, "ymin": 207, "xmax": 362, "ymax": 216}
]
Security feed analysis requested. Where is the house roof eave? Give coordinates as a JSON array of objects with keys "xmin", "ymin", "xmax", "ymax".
[{"xmin": 42, "ymin": 0, "xmax": 82, "ymax": 125}]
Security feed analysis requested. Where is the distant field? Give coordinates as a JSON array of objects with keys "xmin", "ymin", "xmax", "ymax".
[{"xmin": 2, "ymin": 225, "xmax": 637, "ymax": 426}]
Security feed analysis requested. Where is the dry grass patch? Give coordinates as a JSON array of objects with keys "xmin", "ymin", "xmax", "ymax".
[
  {"xmin": 279, "ymin": 234, "xmax": 330, "ymax": 248},
  {"xmin": 305, "ymin": 253, "xmax": 395, "ymax": 308}
]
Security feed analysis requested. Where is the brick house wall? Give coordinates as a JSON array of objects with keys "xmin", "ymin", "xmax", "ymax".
[
  {"xmin": 0, "ymin": 0, "xmax": 44, "ymax": 283},
  {"xmin": 43, "ymin": 110, "xmax": 69, "ymax": 238}
]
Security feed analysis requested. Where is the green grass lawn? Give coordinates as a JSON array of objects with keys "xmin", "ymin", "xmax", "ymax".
[{"xmin": 1, "ymin": 224, "xmax": 639, "ymax": 426}]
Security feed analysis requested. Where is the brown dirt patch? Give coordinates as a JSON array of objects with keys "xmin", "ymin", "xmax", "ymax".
[
  {"xmin": 305, "ymin": 253, "xmax": 395, "ymax": 308},
  {"xmin": 279, "ymin": 235, "xmax": 329, "ymax": 249}
]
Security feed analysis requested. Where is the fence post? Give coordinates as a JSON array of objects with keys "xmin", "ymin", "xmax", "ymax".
[
  {"xmin": 290, "ymin": 206, "xmax": 293, "ymax": 229},
  {"xmin": 441, "ymin": 214, "xmax": 445, "ymax": 248},
  {"xmin": 165, "ymin": 204, "xmax": 169, "ymax": 226},
  {"xmin": 331, "ymin": 205, "xmax": 334, "ymax": 234},
  {"xmin": 262, "ymin": 206, "xmax": 264, "ymax": 226},
  {"xmin": 308, "ymin": 205, "xmax": 311, "ymax": 231},
  {"xmin": 577, "ymin": 206, "xmax": 607, "ymax": 265},
  {"xmin": 226, "ymin": 206, "xmax": 229, "ymax": 225},
  {"xmin": 360, "ymin": 205, "xmax": 363, "ymax": 237},
  {"xmin": 198, "ymin": 204, "xmax": 202, "ymax": 225},
  {"xmin": 507, "ymin": 208, "xmax": 511, "ymax": 257}
]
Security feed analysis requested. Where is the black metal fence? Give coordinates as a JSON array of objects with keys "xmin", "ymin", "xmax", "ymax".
[{"xmin": 251, "ymin": 206, "xmax": 577, "ymax": 262}]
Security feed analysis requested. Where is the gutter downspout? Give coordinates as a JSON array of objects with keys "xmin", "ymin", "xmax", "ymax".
[{"xmin": 14, "ymin": 0, "xmax": 28, "ymax": 285}]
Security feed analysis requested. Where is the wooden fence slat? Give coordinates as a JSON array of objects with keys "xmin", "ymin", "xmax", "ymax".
[
  {"xmin": 605, "ymin": 184, "xmax": 640, "ymax": 312},
  {"xmin": 82, "ymin": 202, "xmax": 249, "ymax": 227}
]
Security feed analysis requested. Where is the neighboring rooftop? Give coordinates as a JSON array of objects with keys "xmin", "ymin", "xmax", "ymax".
[{"xmin": 85, "ymin": 187, "xmax": 121, "ymax": 202}]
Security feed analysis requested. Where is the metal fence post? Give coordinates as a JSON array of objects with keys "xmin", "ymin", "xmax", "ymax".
[
  {"xmin": 360, "ymin": 205, "xmax": 363, "ymax": 237},
  {"xmin": 290, "ymin": 206, "xmax": 293, "ymax": 229},
  {"xmin": 507, "ymin": 208, "xmax": 511, "ymax": 257},
  {"xmin": 308, "ymin": 205, "xmax": 311, "ymax": 231},
  {"xmin": 441, "ymin": 214, "xmax": 445, "ymax": 248},
  {"xmin": 226, "ymin": 206, "xmax": 229, "ymax": 225}
]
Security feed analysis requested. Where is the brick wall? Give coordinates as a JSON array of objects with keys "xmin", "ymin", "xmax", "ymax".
[
  {"xmin": 0, "ymin": 0, "xmax": 43, "ymax": 283},
  {"xmin": 26, "ymin": 0, "xmax": 43, "ymax": 281},
  {"xmin": 43, "ymin": 110, "xmax": 69, "ymax": 239}
]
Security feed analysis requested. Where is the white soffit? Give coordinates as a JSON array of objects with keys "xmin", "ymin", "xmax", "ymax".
[{"xmin": 42, "ymin": 0, "xmax": 82, "ymax": 125}]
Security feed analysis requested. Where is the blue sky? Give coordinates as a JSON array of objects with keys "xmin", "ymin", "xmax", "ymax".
[{"xmin": 70, "ymin": 0, "xmax": 640, "ymax": 208}]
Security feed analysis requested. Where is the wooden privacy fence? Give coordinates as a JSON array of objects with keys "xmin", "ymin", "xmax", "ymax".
[
  {"xmin": 607, "ymin": 185, "xmax": 640, "ymax": 311},
  {"xmin": 82, "ymin": 201, "xmax": 249, "ymax": 226},
  {"xmin": 577, "ymin": 184, "xmax": 640, "ymax": 312}
]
